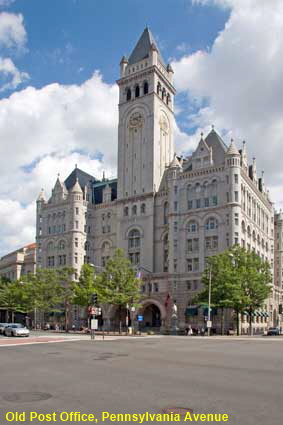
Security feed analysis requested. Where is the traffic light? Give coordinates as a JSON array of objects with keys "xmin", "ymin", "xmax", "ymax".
[{"xmin": 91, "ymin": 293, "xmax": 98, "ymax": 305}]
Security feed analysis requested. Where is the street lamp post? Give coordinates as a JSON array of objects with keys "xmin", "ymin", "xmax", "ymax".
[{"xmin": 207, "ymin": 265, "xmax": 212, "ymax": 337}]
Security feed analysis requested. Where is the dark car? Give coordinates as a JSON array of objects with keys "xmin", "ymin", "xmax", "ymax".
[{"xmin": 267, "ymin": 327, "xmax": 280, "ymax": 336}]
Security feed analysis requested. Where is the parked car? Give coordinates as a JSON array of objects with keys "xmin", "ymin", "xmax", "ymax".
[
  {"xmin": 4, "ymin": 324, "xmax": 30, "ymax": 337},
  {"xmin": 267, "ymin": 327, "xmax": 280, "ymax": 336},
  {"xmin": 0, "ymin": 323, "xmax": 9, "ymax": 334}
]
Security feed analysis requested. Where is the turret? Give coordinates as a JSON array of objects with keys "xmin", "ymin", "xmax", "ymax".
[
  {"xmin": 167, "ymin": 63, "xmax": 174, "ymax": 83},
  {"xmin": 150, "ymin": 42, "xmax": 158, "ymax": 66},
  {"xmin": 51, "ymin": 174, "xmax": 67, "ymax": 203},
  {"xmin": 120, "ymin": 55, "xmax": 128, "ymax": 78}
]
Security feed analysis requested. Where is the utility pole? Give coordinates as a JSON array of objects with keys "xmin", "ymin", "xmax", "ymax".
[{"xmin": 207, "ymin": 265, "xmax": 212, "ymax": 337}]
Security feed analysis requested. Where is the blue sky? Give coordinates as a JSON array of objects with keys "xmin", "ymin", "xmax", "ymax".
[
  {"xmin": 4, "ymin": 0, "xmax": 228, "ymax": 93},
  {"xmin": 1, "ymin": 0, "xmax": 283, "ymax": 255}
]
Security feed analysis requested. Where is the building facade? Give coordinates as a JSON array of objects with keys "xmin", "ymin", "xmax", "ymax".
[
  {"xmin": 0, "ymin": 243, "xmax": 36, "ymax": 322},
  {"xmin": 36, "ymin": 28, "xmax": 281, "ymax": 333}
]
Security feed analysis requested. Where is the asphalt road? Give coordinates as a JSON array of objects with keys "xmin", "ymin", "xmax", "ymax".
[{"xmin": 0, "ymin": 336, "xmax": 282, "ymax": 425}]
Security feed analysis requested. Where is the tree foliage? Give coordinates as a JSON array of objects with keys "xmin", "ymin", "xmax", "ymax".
[
  {"xmin": 93, "ymin": 249, "xmax": 141, "ymax": 307},
  {"xmin": 196, "ymin": 246, "xmax": 272, "ymax": 333}
]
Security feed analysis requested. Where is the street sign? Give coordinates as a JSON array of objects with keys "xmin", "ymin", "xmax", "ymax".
[
  {"xmin": 91, "ymin": 319, "xmax": 98, "ymax": 330},
  {"xmin": 89, "ymin": 307, "xmax": 99, "ymax": 315},
  {"xmin": 207, "ymin": 320, "xmax": 212, "ymax": 328},
  {"xmin": 137, "ymin": 315, "xmax": 143, "ymax": 322}
]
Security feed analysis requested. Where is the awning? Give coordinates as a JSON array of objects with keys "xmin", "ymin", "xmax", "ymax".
[{"xmin": 185, "ymin": 307, "xmax": 198, "ymax": 316}]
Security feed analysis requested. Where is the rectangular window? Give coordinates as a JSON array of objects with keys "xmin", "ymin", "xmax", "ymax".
[
  {"xmin": 75, "ymin": 238, "xmax": 78, "ymax": 247},
  {"xmin": 174, "ymin": 222, "xmax": 178, "ymax": 232},
  {"xmin": 174, "ymin": 186, "xmax": 178, "ymax": 194},
  {"xmin": 174, "ymin": 201, "xmax": 178, "ymax": 212},
  {"xmin": 234, "ymin": 174, "xmax": 238, "ymax": 184},
  {"xmin": 226, "ymin": 192, "xmax": 229, "ymax": 202},
  {"xmin": 187, "ymin": 239, "xmax": 192, "ymax": 252},
  {"xmin": 187, "ymin": 281, "xmax": 191, "ymax": 290},
  {"xmin": 75, "ymin": 221, "xmax": 79, "ymax": 229},
  {"xmin": 196, "ymin": 199, "xmax": 201, "ymax": 209},
  {"xmin": 204, "ymin": 198, "xmax": 209, "ymax": 207},
  {"xmin": 187, "ymin": 259, "xmax": 192, "ymax": 272},
  {"xmin": 76, "ymin": 207, "xmax": 79, "ymax": 215},
  {"xmin": 188, "ymin": 200, "xmax": 193, "ymax": 210},
  {"xmin": 235, "ymin": 191, "xmax": 239, "ymax": 202},
  {"xmin": 212, "ymin": 196, "xmax": 218, "ymax": 206},
  {"xmin": 193, "ymin": 258, "xmax": 199, "ymax": 271}
]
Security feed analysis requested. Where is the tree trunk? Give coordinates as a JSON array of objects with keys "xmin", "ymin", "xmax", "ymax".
[
  {"xmin": 65, "ymin": 302, "xmax": 69, "ymax": 332},
  {"xmin": 11, "ymin": 310, "xmax": 14, "ymax": 323},
  {"xmin": 119, "ymin": 306, "xmax": 122, "ymax": 334},
  {"xmin": 236, "ymin": 310, "xmax": 240, "ymax": 336},
  {"xmin": 249, "ymin": 309, "xmax": 253, "ymax": 336},
  {"xmin": 221, "ymin": 307, "xmax": 225, "ymax": 335}
]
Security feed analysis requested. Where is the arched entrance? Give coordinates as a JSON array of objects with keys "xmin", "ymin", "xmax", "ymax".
[{"xmin": 143, "ymin": 304, "xmax": 161, "ymax": 328}]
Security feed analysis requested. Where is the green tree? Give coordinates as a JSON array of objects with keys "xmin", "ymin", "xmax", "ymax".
[
  {"xmin": 94, "ymin": 249, "xmax": 142, "ymax": 333},
  {"xmin": 56, "ymin": 267, "xmax": 76, "ymax": 331},
  {"xmin": 0, "ymin": 280, "xmax": 28, "ymax": 322},
  {"xmin": 197, "ymin": 246, "xmax": 272, "ymax": 335},
  {"xmin": 72, "ymin": 264, "xmax": 96, "ymax": 308},
  {"xmin": 23, "ymin": 269, "xmax": 66, "ymax": 327}
]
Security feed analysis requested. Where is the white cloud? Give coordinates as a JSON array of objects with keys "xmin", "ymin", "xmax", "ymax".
[
  {"xmin": 0, "ymin": 12, "xmax": 27, "ymax": 49},
  {"xmin": 0, "ymin": 72, "xmax": 119, "ymax": 255},
  {"xmin": 0, "ymin": 0, "xmax": 16, "ymax": 7},
  {"xmin": 0, "ymin": 57, "xmax": 29, "ymax": 91},
  {"xmin": 173, "ymin": 0, "xmax": 283, "ymax": 206}
]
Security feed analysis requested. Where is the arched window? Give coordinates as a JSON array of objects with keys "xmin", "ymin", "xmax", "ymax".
[
  {"xmin": 128, "ymin": 229, "xmax": 140, "ymax": 248},
  {"xmin": 143, "ymin": 81, "xmax": 148, "ymax": 95},
  {"xmin": 211, "ymin": 179, "xmax": 218, "ymax": 191},
  {"xmin": 132, "ymin": 205, "xmax": 137, "ymax": 215},
  {"xmin": 101, "ymin": 241, "xmax": 111, "ymax": 267},
  {"xmin": 257, "ymin": 235, "xmax": 260, "ymax": 245},
  {"xmin": 47, "ymin": 242, "xmax": 54, "ymax": 252},
  {"xmin": 58, "ymin": 240, "xmax": 65, "ymax": 250},
  {"xmin": 124, "ymin": 206, "xmax": 128, "ymax": 216},
  {"xmin": 162, "ymin": 88, "xmax": 166, "ymax": 100},
  {"xmin": 163, "ymin": 233, "xmax": 169, "ymax": 272},
  {"xmin": 252, "ymin": 230, "xmax": 256, "ymax": 242},
  {"xmin": 126, "ymin": 88, "xmax": 131, "ymax": 101},
  {"xmin": 187, "ymin": 220, "xmax": 198, "ymax": 233},
  {"xmin": 163, "ymin": 202, "xmax": 169, "ymax": 225},
  {"xmin": 195, "ymin": 182, "xmax": 201, "ymax": 193},
  {"xmin": 247, "ymin": 226, "xmax": 251, "ymax": 237},
  {"xmin": 157, "ymin": 82, "xmax": 161, "ymax": 95},
  {"xmin": 241, "ymin": 221, "xmax": 246, "ymax": 233},
  {"xmin": 141, "ymin": 203, "xmax": 146, "ymax": 214},
  {"xmin": 135, "ymin": 85, "xmax": 140, "ymax": 98},
  {"xmin": 84, "ymin": 241, "xmax": 90, "ymax": 251},
  {"xmin": 128, "ymin": 229, "xmax": 141, "ymax": 265},
  {"xmin": 166, "ymin": 93, "xmax": 170, "ymax": 105},
  {"xmin": 205, "ymin": 217, "xmax": 218, "ymax": 230}
]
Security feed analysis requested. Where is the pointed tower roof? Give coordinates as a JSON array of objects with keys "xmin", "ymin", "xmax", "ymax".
[
  {"xmin": 169, "ymin": 153, "xmax": 182, "ymax": 169},
  {"xmin": 128, "ymin": 27, "xmax": 165, "ymax": 65},
  {"xmin": 70, "ymin": 177, "xmax": 83, "ymax": 193},
  {"xmin": 37, "ymin": 188, "xmax": 46, "ymax": 202},
  {"xmin": 64, "ymin": 167, "xmax": 96, "ymax": 191},
  {"xmin": 226, "ymin": 139, "xmax": 240, "ymax": 156}
]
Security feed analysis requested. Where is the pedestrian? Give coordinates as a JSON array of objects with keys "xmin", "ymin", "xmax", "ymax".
[{"xmin": 187, "ymin": 326, "xmax": 193, "ymax": 336}]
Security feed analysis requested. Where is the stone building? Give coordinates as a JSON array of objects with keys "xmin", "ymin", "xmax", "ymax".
[
  {"xmin": 0, "ymin": 243, "xmax": 36, "ymax": 282},
  {"xmin": 36, "ymin": 28, "xmax": 280, "ymax": 333},
  {"xmin": 0, "ymin": 243, "xmax": 36, "ymax": 322}
]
